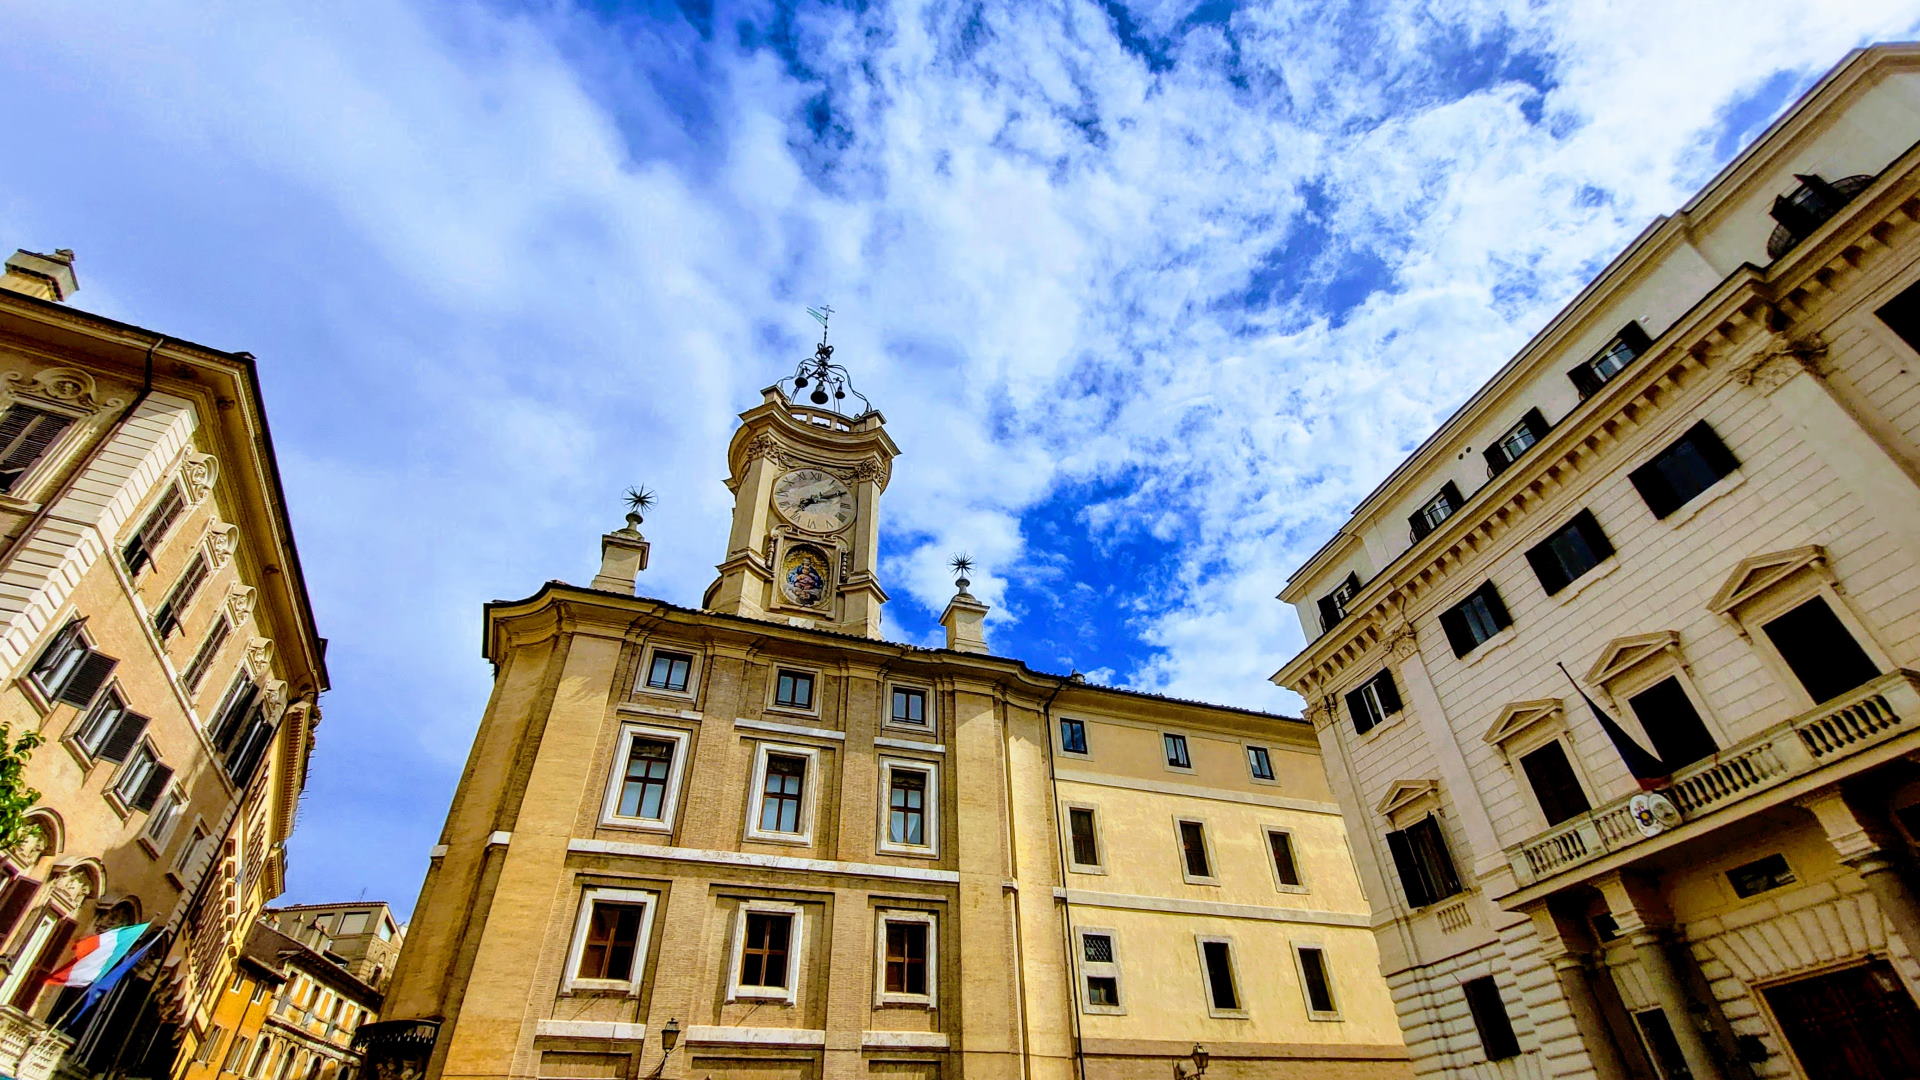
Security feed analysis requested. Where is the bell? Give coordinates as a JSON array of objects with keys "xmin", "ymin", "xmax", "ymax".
[
  {"xmin": 811, "ymin": 387, "xmax": 830, "ymax": 404},
  {"xmin": 794, "ymin": 375, "xmax": 809, "ymax": 388},
  {"xmin": 834, "ymin": 389, "xmax": 846, "ymax": 399}
]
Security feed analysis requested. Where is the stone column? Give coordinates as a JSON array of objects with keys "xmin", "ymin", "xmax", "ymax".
[
  {"xmin": 1527, "ymin": 907, "xmax": 1631, "ymax": 1080},
  {"xmin": 1798, "ymin": 786, "xmax": 1920, "ymax": 955},
  {"xmin": 1594, "ymin": 874, "xmax": 1727, "ymax": 1080}
]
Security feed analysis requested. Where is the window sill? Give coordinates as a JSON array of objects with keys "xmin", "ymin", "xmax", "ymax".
[
  {"xmin": 1081, "ymin": 1004, "xmax": 1127, "ymax": 1016},
  {"xmin": 598, "ymin": 818, "xmax": 673, "ymax": 835},
  {"xmin": 1659, "ymin": 470, "xmax": 1746, "ymax": 528},
  {"xmin": 1248, "ymin": 775, "xmax": 1281, "ymax": 787},
  {"xmin": 1205, "ymin": 1009, "xmax": 1250, "ymax": 1021},
  {"xmin": 1066, "ymin": 863, "xmax": 1107, "ymax": 877},
  {"xmin": 1273, "ymin": 883, "xmax": 1310, "ymax": 895},
  {"xmin": 880, "ymin": 720, "xmax": 936, "ymax": 738},
  {"xmin": 1058, "ymin": 749, "xmax": 1092, "ymax": 761},
  {"xmin": 561, "ymin": 983, "xmax": 640, "ymax": 998},
  {"xmin": 744, "ymin": 831, "xmax": 814, "ymax": 847},
  {"xmin": 874, "ymin": 995, "xmax": 936, "ymax": 1009},
  {"xmin": 1160, "ymin": 765, "xmax": 1196, "ymax": 777},
  {"xmin": 137, "ymin": 836, "xmax": 163, "ymax": 860},
  {"xmin": 764, "ymin": 705, "xmax": 822, "ymax": 722},
  {"xmin": 727, "ymin": 990, "xmax": 796, "ymax": 1004},
  {"xmin": 876, "ymin": 844, "xmax": 939, "ymax": 860},
  {"xmin": 1180, "ymin": 876, "xmax": 1221, "ymax": 888},
  {"xmin": 1306, "ymin": 1011, "xmax": 1344, "ymax": 1023},
  {"xmin": 102, "ymin": 791, "xmax": 134, "ymax": 821},
  {"xmin": 18, "ymin": 679, "xmax": 53, "ymax": 717},
  {"xmin": 1456, "ymin": 628, "xmax": 1517, "ymax": 669},
  {"xmin": 58, "ymin": 738, "xmax": 98, "ymax": 772},
  {"xmin": 1546, "ymin": 556, "xmax": 1621, "ymax": 607}
]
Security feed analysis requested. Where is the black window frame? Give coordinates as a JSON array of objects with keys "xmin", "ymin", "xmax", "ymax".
[
  {"xmin": 1727, "ymin": 853, "xmax": 1796, "ymax": 899},
  {"xmin": 1059, "ymin": 717, "xmax": 1088, "ymax": 754},
  {"xmin": 28, "ymin": 620, "xmax": 117, "ymax": 708},
  {"xmin": 1177, "ymin": 820, "xmax": 1212, "ymax": 879},
  {"xmin": 1267, "ymin": 829, "xmax": 1302, "ymax": 887},
  {"xmin": 122, "ymin": 483, "xmax": 186, "ymax": 576},
  {"xmin": 1409, "ymin": 482, "xmax": 1465, "ymax": 542},
  {"xmin": 1483, "ymin": 408, "xmax": 1551, "ymax": 477},
  {"xmin": 1317, "ymin": 572, "xmax": 1362, "ymax": 633},
  {"xmin": 645, "ymin": 650, "xmax": 694, "ymax": 693},
  {"xmin": 1246, "ymin": 745, "xmax": 1274, "ymax": 781},
  {"xmin": 1759, "ymin": 596, "xmax": 1880, "ymax": 705},
  {"xmin": 890, "ymin": 686, "xmax": 929, "ymax": 726},
  {"xmin": 1385, "ymin": 814, "xmax": 1462, "ymax": 908},
  {"xmin": 773, "ymin": 669, "xmax": 815, "ymax": 710},
  {"xmin": 1345, "ymin": 669, "xmax": 1402, "ymax": 735},
  {"xmin": 1437, "ymin": 582, "xmax": 1512, "ymax": 657},
  {"xmin": 882, "ymin": 920, "xmax": 929, "ymax": 997},
  {"xmin": 1163, "ymin": 733, "xmax": 1191, "ymax": 769},
  {"xmin": 1624, "ymin": 677, "xmax": 1718, "ymax": 773},
  {"xmin": 1525, "ymin": 510, "xmax": 1614, "ymax": 596},
  {"xmin": 1297, "ymin": 946, "xmax": 1337, "ymax": 1015},
  {"xmin": 1569, "ymin": 321, "xmax": 1652, "ymax": 398},
  {"xmin": 1463, "ymin": 976, "xmax": 1521, "ymax": 1060},
  {"xmin": 1200, "ymin": 940, "xmax": 1239, "ymax": 1012},
  {"xmin": 1628, "ymin": 420, "xmax": 1739, "ymax": 520},
  {"xmin": 739, "ymin": 910, "xmax": 794, "ymax": 990}
]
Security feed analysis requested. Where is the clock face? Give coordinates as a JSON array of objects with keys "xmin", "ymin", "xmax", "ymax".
[{"xmin": 773, "ymin": 467, "xmax": 855, "ymax": 533}]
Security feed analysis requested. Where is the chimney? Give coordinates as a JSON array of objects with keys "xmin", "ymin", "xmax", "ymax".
[
  {"xmin": 1, "ymin": 249, "xmax": 78, "ymax": 302},
  {"xmin": 940, "ymin": 574, "xmax": 990, "ymax": 653},
  {"xmin": 593, "ymin": 509, "xmax": 651, "ymax": 595}
]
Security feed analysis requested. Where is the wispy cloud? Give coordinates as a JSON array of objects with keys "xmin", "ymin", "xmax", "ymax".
[{"xmin": 1, "ymin": 0, "xmax": 1912, "ymax": 910}]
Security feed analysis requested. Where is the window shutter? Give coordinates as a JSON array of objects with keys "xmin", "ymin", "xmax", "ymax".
[
  {"xmin": 0, "ymin": 878, "xmax": 36, "ymax": 940},
  {"xmin": 1520, "ymin": 408, "xmax": 1549, "ymax": 443},
  {"xmin": 1440, "ymin": 481, "xmax": 1464, "ymax": 511},
  {"xmin": 1568, "ymin": 364, "xmax": 1603, "ymax": 399},
  {"xmin": 1572, "ymin": 509, "xmax": 1614, "ymax": 561},
  {"xmin": 1384, "ymin": 828, "xmax": 1432, "ymax": 908},
  {"xmin": 1482, "ymin": 443, "xmax": 1510, "ymax": 477},
  {"xmin": 1373, "ymin": 670, "xmax": 1402, "ymax": 714},
  {"xmin": 1477, "ymin": 584, "xmax": 1512, "ymax": 634},
  {"xmin": 1687, "ymin": 421, "xmax": 1739, "ymax": 476},
  {"xmin": 0, "ymin": 409, "xmax": 69, "ymax": 494},
  {"xmin": 1412, "ymin": 816, "xmax": 1462, "ymax": 897},
  {"xmin": 1317, "ymin": 595, "xmax": 1342, "ymax": 633},
  {"xmin": 133, "ymin": 763, "xmax": 173, "ymax": 813},
  {"xmin": 1408, "ymin": 509, "xmax": 1433, "ymax": 541},
  {"xmin": 97, "ymin": 710, "xmax": 151, "ymax": 765},
  {"xmin": 1618, "ymin": 321, "xmax": 1651, "ymax": 356},
  {"xmin": 1437, "ymin": 605, "xmax": 1473, "ymax": 657},
  {"xmin": 1524, "ymin": 540, "xmax": 1570, "ymax": 595},
  {"xmin": 228, "ymin": 719, "xmax": 274, "ymax": 787},
  {"xmin": 1345, "ymin": 686, "xmax": 1375, "ymax": 735},
  {"xmin": 212, "ymin": 682, "xmax": 261, "ymax": 752},
  {"xmin": 55, "ymin": 651, "xmax": 117, "ymax": 707},
  {"xmin": 1628, "ymin": 456, "xmax": 1681, "ymax": 518}
]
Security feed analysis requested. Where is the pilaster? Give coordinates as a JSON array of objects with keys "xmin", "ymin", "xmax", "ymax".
[{"xmin": 1593, "ymin": 873, "xmax": 1728, "ymax": 1080}]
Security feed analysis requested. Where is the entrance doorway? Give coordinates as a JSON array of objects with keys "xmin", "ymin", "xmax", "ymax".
[{"xmin": 1764, "ymin": 960, "xmax": 1920, "ymax": 1078}]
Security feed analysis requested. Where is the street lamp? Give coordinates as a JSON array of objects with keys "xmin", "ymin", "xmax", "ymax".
[
  {"xmin": 647, "ymin": 1019, "xmax": 681, "ymax": 1079},
  {"xmin": 1173, "ymin": 1044, "xmax": 1208, "ymax": 1080}
]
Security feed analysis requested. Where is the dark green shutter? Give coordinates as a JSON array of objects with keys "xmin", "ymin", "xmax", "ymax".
[
  {"xmin": 132, "ymin": 763, "xmax": 173, "ymax": 812},
  {"xmin": 55, "ymin": 651, "xmax": 117, "ymax": 707},
  {"xmin": 97, "ymin": 710, "xmax": 150, "ymax": 765}
]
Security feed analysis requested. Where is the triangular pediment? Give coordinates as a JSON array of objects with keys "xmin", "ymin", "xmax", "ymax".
[
  {"xmin": 1707, "ymin": 545, "xmax": 1829, "ymax": 615},
  {"xmin": 1375, "ymin": 779, "xmax": 1440, "ymax": 817},
  {"xmin": 1483, "ymin": 699, "xmax": 1564, "ymax": 748},
  {"xmin": 1585, "ymin": 631, "xmax": 1680, "ymax": 686}
]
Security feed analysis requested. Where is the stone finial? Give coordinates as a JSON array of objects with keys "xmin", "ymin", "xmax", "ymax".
[
  {"xmin": 592, "ymin": 488, "xmax": 653, "ymax": 595},
  {"xmin": 1, "ymin": 248, "xmax": 78, "ymax": 302},
  {"xmin": 940, "ymin": 553, "xmax": 989, "ymax": 653}
]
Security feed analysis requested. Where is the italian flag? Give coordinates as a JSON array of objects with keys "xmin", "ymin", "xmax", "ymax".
[{"xmin": 46, "ymin": 922, "xmax": 150, "ymax": 987}]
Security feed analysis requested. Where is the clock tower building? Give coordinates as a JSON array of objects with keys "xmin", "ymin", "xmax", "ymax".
[{"xmin": 703, "ymin": 359, "xmax": 899, "ymax": 637}]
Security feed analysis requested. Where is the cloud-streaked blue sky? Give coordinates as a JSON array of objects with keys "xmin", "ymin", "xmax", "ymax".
[{"xmin": 4, "ymin": 1, "xmax": 1915, "ymax": 914}]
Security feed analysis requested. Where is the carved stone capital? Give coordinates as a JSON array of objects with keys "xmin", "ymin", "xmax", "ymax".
[
  {"xmin": 1735, "ymin": 334, "xmax": 1827, "ymax": 393},
  {"xmin": 745, "ymin": 434, "xmax": 787, "ymax": 466},
  {"xmin": 1, "ymin": 365, "xmax": 124, "ymax": 413},
  {"xmin": 849, "ymin": 456, "xmax": 891, "ymax": 490},
  {"xmin": 1388, "ymin": 625, "xmax": 1419, "ymax": 660}
]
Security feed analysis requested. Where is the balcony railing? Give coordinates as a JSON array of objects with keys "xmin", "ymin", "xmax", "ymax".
[
  {"xmin": 0, "ymin": 1007, "xmax": 72, "ymax": 1080},
  {"xmin": 1507, "ymin": 669, "xmax": 1920, "ymax": 888}
]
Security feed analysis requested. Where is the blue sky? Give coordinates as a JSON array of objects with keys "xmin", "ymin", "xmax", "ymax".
[{"xmin": 3, "ymin": 1, "xmax": 1916, "ymax": 915}]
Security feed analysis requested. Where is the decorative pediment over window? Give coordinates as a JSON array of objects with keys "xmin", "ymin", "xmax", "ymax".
[
  {"xmin": 1375, "ymin": 778, "xmax": 1440, "ymax": 818},
  {"xmin": 1, "ymin": 365, "xmax": 124, "ymax": 414},
  {"xmin": 1585, "ymin": 630, "xmax": 1681, "ymax": 686},
  {"xmin": 1482, "ymin": 699, "xmax": 1563, "ymax": 750},
  {"xmin": 1707, "ymin": 545, "xmax": 1830, "ymax": 615}
]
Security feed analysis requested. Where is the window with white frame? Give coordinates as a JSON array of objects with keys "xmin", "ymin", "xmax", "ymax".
[
  {"xmin": 1294, "ymin": 945, "xmax": 1340, "ymax": 1019},
  {"xmin": 29, "ymin": 620, "xmax": 117, "ymax": 708},
  {"xmin": 171, "ymin": 822, "xmax": 209, "ymax": 880},
  {"xmin": 888, "ymin": 684, "xmax": 930, "ymax": 728},
  {"xmin": 728, "ymin": 902, "xmax": 802, "ymax": 1002},
  {"xmin": 1196, "ymin": 937, "xmax": 1244, "ymax": 1016},
  {"xmin": 874, "ymin": 909, "xmax": 936, "ymax": 1006},
  {"xmin": 562, "ymin": 886, "xmax": 657, "ymax": 992},
  {"xmin": 600, "ymin": 725, "xmax": 690, "ymax": 831},
  {"xmin": 1076, "ymin": 928, "xmax": 1124, "ymax": 1013},
  {"xmin": 640, "ymin": 647, "xmax": 696, "ymax": 695},
  {"xmin": 771, "ymin": 667, "xmax": 817, "ymax": 712},
  {"xmin": 746, "ymin": 744, "xmax": 819, "ymax": 843},
  {"xmin": 0, "ymin": 403, "xmax": 74, "ymax": 495},
  {"xmin": 70, "ymin": 685, "xmax": 148, "ymax": 762},
  {"xmin": 879, "ymin": 759, "xmax": 938, "ymax": 855}
]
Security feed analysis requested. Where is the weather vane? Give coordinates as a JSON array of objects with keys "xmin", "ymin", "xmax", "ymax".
[
  {"xmin": 624, "ymin": 485, "xmax": 655, "ymax": 528},
  {"xmin": 781, "ymin": 304, "xmax": 870, "ymax": 414},
  {"xmin": 949, "ymin": 552, "xmax": 974, "ymax": 590}
]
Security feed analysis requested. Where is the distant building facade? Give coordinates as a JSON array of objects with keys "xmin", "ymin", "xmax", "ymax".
[
  {"xmin": 374, "ymin": 353, "xmax": 1408, "ymax": 1080},
  {"xmin": 267, "ymin": 903, "xmax": 404, "ymax": 991},
  {"xmin": 178, "ymin": 918, "xmax": 381, "ymax": 1080},
  {"xmin": 0, "ymin": 249, "xmax": 327, "ymax": 1077},
  {"xmin": 1275, "ymin": 43, "xmax": 1920, "ymax": 1080}
]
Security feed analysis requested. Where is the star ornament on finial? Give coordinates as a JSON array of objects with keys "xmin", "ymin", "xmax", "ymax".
[
  {"xmin": 948, "ymin": 552, "xmax": 975, "ymax": 591},
  {"xmin": 624, "ymin": 485, "xmax": 656, "ymax": 527}
]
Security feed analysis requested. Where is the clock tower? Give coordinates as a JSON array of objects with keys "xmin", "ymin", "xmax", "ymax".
[{"xmin": 703, "ymin": 341, "xmax": 899, "ymax": 637}]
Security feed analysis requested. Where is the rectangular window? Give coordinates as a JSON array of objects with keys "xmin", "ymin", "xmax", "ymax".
[
  {"xmin": 197, "ymin": 1025, "xmax": 227, "ymax": 1065},
  {"xmin": 1067, "ymin": 807, "xmax": 1101, "ymax": 869},
  {"xmin": 1163, "ymin": 733, "xmax": 1191, "ymax": 769},
  {"xmin": 1267, "ymin": 829, "xmax": 1303, "ymax": 888},
  {"xmin": 1464, "ymin": 976, "xmax": 1521, "ymax": 1060},
  {"xmin": 145, "ymin": 788, "xmax": 187, "ymax": 847},
  {"xmin": 645, "ymin": 650, "xmax": 693, "ymax": 693},
  {"xmin": 0, "ymin": 404, "xmax": 72, "ymax": 494},
  {"xmin": 122, "ymin": 483, "xmax": 186, "ymax": 575},
  {"xmin": 182, "ymin": 616, "xmax": 232, "ymax": 693},
  {"xmin": 1526, "ymin": 510, "xmax": 1614, "ymax": 595},
  {"xmin": 739, "ymin": 911, "xmax": 794, "ymax": 992},
  {"xmin": 1200, "ymin": 939, "xmax": 1240, "ymax": 1013},
  {"xmin": 882, "ymin": 920, "xmax": 929, "ymax": 997},
  {"xmin": 1297, "ymin": 946, "xmax": 1337, "ymax": 1017},
  {"xmin": 1409, "ymin": 481, "xmax": 1465, "ymax": 541},
  {"xmin": 1629, "ymin": 421, "xmax": 1739, "ymax": 519},
  {"xmin": 758, "ymin": 753, "xmax": 807, "ymax": 835},
  {"xmin": 616, "ymin": 736, "xmax": 676, "ymax": 821},
  {"xmin": 1384, "ymin": 815, "xmax": 1462, "ymax": 908},
  {"xmin": 890, "ymin": 687, "xmax": 928, "ymax": 726},
  {"xmin": 1246, "ymin": 745, "xmax": 1274, "ymax": 780},
  {"xmin": 73, "ymin": 686, "xmax": 146, "ymax": 761},
  {"xmin": 1059, "ymin": 717, "xmax": 1088, "ymax": 754},
  {"xmin": 577, "ymin": 900, "xmax": 647, "ymax": 982},
  {"xmin": 1344, "ymin": 669, "xmax": 1402, "ymax": 735},
  {"xmin": 153, "ymin": 552, "xmax": 210, "ymax": 637},
  {"xmin": 1079, "ymin": 931, "xmax": 1122, "ymax": 1011},
  {"xmin": 172, "ymin": 824, "xmax": 209, "ymax": 878},
  {"xmin": 1178, "ymin": 820, "xmax": 1212, "ymax": 880},
  {"xmin": 1316, "ymin": 572, "xmax": 1362, "ymax": 633},
  {"xmin": 1727, "ymin": 853, "xmax": 1796, "ymax": 899},
  {"xmin": 30, "ymin": 621, "xmax": 117, "ymax": 707},
  {"xmin": 1880, "ymin": 278, "xmax": 1920, "ymax": 354},
  {"xmin": 1570, "ymin": 321, "xmax": 1652, "ymax": 398},
  {"xmin": 887, "ymin": 767, "xmax": 928, "ymax": 847},
  {"xmin": 773, "ymin": 669, "xmax": 815, "ymax": 710},
  {"xmin": 1484, "ymin": 408, "xmax": 1550, "ymax": 476},
  {"xmin": 1625, "ymin": 677, "xmax": 1717, "ymax": 772},
  {"xmin": 112, "ymin": 743, "xmax": 173, "ymax": 812},
  {"xmin": 1438, "ymin": 582, "xmax": 1511, "ymax": 657},
  {"xmin": 224, "ymin": 1035, "xmax": 252, "ymax": 1073},
  {"xmin": 1761, "ymin": 596, "xmax": 1879, "ymax": 704},
  {"xmin": 1518, "ymin": 741, "xmax": 1591, "ymax": 825}
]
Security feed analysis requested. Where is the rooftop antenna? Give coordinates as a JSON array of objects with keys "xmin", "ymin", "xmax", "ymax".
[{"xmin": 783, "ymin": 305, "xmax": 870, "ymax": 414}]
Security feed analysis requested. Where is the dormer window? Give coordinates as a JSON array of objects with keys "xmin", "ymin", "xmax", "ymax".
[
  {"xmin": 1569, "ymin": 322, "xmax": 1651, "ymax": 398},
  {"xmin": 1483, "ymin": 409, "xmax": 1549, "ymax": 477},
  {"xmin": 1408, "ymin": 482, "xmax": 1464, "ymax": 542},
  {"xmin": 1766, "ymin": 173, "xmax": 1870, "ymax": 258},
  {"xmin": 1316, "ymin": 573, "xmax": 1362, "ymax": 633}
]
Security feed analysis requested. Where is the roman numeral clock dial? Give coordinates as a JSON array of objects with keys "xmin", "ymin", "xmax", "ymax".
[{"xmin": 773, "ymin": 467, "xmax": 855, "ymax": 534}]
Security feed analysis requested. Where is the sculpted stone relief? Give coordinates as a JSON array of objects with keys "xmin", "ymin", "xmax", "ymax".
[
  {"xmin": 181, "ymin": 453, "xmax": 219, "ymax": 506},
  {"xmin": 1, "ymin": 365, "xmax": 124, "ymax": 414}
]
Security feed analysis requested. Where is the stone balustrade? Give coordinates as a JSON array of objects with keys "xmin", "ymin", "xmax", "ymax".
[{"xmin": 1507, "ymin": 669, "xmax": 1920, "ymax": 888}]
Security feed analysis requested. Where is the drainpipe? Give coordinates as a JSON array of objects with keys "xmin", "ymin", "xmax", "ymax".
[{"xmin": 1040, "ymin": 672, "xmax": 1088, "ymax": 1080}]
